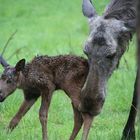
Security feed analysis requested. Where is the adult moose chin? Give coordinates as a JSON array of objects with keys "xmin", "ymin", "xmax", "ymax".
[{"xmin": 80, "ymin": 0, "xmax": 137, "ymax": 139}]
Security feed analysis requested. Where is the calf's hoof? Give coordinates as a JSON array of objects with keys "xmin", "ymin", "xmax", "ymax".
[{"xmin": 7, "ymin": 119, "xmax": 19, "ymax": 133}]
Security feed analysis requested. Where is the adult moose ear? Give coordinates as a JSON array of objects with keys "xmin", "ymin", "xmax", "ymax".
[
  {"xmin": 15, "ymin": 59, "xmax": 26, "ymax": 72},
  {"xmin": 0, "ymin": 55, "xmax": 9, "ymax": 68},
  {"xmin": 124, "ymin": 19, "xmax": 136, "ymax": 32},
  {"xmin": 82, "ymin": 0, "xmax": 98, "ymax": 22}
]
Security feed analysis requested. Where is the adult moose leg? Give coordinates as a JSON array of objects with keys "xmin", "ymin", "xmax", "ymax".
[
  {"xmin": 122, "ymin": 71, "xmax": 138, "ymax": 140},
  {"xmin": 122, "ymin": 1, "xmax": 140, "ymax": 139},
  {"xmin": 39, "ymin": 87, "xmax": 54, "ymax": 140},
  {"xmin": 69, "ymin": 103, "xmax": 83, "ymax": 140},
  {"xmin": 8, "ymin": 97, "xmax": 38, "ymax": 131}
]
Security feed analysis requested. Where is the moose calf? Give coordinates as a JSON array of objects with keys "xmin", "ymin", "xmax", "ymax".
[{"xmin": 0, "ymin": 55, "xmax": 101, "ymax": 140}]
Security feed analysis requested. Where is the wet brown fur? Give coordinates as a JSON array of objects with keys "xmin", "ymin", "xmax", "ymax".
[
  {"xmin": 0, "ymin": 55, "xmax": 95, "ymax": 140},
  {"xmin": 21, "ymin": 55, "xmax": 89, "ymax": 105}
]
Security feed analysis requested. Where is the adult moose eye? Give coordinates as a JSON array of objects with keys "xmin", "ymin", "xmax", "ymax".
[
  {"xmin": 106, "ymin": 53, "xmax": 116, "ymax": 59},
  {"xmin": 7, "ymin": 79, "xmax": 12, "ymax": 84},
  {"xmin": 1, "ymin": 75, "xmax": 6, "ymax": 80}
]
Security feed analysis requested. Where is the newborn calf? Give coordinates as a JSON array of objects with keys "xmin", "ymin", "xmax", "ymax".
[{"xmin": 0, "ymin": 55, "xmax": 94, "ymax": 140}]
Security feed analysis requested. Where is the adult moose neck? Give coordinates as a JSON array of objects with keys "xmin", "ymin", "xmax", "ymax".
[{"xmin": 80, "ymin": 0, "xmax": 136, "ymax": 116}]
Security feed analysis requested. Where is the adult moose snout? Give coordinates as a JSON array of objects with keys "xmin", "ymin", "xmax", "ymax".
[{"xmin": 80, "ymin": 63, "xmax": 106, "ymax": 116}]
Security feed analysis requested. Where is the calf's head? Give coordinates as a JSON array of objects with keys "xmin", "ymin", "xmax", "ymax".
[
  {"xmin": 0, "ymin": 57, "xmax": 25, "ymax": 102},
  {"xmin": 81, "ymin": 0, "xmax": 136, "ymax": 115}
]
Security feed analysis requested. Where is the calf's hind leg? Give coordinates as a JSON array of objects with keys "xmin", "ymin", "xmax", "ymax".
[
  {"xmin": 81, "ymin": 113, "xmax": 93, "ymax": 140},
  {"xmin": 69, "ymin": 103, "xmax": 83, "ymax": 140},
  {"xmin": 39, "ymin": 88, "xmax": 54, "ymax": 140}
]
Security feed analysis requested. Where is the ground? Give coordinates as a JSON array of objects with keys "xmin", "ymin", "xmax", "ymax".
[{"xmin": 0, "ymin": 0, "xmax": 138, "ymax": 139}]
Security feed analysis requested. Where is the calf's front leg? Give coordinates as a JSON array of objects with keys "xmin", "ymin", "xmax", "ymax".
[
  {"xmin": 7, "ymin": 98, "xmax": 37, "ymax": 132},
  {"xmin": 69, "ymin": 103, "xmax": 83, "ymax": 140}
]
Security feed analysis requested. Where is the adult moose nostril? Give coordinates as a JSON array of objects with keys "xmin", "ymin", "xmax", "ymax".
[
  {"xmin": 96, "ymin": 95, "xmax": 105, "ymax": 104},
  {"xmin": 0, "ymin": 94, "xmax": 4, "ymax": 102},
  {"xmin": 0, "ymin": 95, "xmax": 3, "ymax": 100},
  {"xmin": 0, "ymin": 90, "xmax": 4, "ymax": 102}
]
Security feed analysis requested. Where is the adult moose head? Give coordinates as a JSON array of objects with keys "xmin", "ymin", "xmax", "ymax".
[{"xmin": 80, "ymin": 0, "xmax": 136, "ymax": 117}]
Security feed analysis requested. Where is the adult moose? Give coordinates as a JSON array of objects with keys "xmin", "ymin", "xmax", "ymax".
[{"xmin": 80, "ymin": 0, "xmax": 137, "ymax": 139}]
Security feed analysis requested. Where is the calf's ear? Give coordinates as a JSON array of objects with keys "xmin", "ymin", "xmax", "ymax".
[{"xmin": 15, "ymin": 59, "xmax": 26, "ymax": 72}]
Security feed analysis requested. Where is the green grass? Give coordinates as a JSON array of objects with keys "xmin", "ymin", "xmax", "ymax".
[{"xmin": 0, "ymin": 0, "xmax": 138, "ymax": 139}]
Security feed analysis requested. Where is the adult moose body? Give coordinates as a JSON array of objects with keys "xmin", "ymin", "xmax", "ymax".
[{"xmin": 80, "ymin": 0, "xmax": 137, "ymax": 139}]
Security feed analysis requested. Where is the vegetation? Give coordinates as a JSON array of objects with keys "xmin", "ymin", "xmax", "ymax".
[{"xmin": 0, "ymin": 0, "xmax": 137, "ymax": 139}]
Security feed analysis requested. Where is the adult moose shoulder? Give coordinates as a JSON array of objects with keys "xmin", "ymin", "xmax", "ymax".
[{"xmin": 80, "ymin": 0, "xmax": 137, "ymax": 139}]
